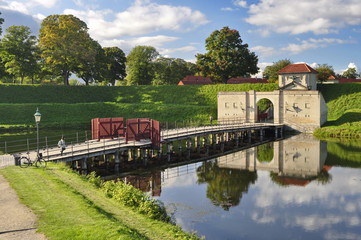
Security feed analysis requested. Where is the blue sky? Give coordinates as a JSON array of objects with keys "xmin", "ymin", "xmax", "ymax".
[{"xmin": 1, "ymin": 0, "xmax": 360, "ymax": 76}]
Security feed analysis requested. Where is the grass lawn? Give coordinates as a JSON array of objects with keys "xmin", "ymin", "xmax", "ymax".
[{"xmin": 0, "ymin": 164, "xmax": 201, "ymax": 240}]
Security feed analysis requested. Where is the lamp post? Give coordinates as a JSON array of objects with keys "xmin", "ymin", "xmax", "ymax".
[{"xmin": 34, "ymin": 108, "xmax": 42, "ymax": 156}]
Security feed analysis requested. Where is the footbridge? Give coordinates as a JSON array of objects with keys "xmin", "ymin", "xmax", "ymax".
[{"xmin": 2, "ymin": 122, "xmax": 284, "ymax": 171}]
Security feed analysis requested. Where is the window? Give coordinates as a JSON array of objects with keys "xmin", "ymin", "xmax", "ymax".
[
  {"xmin": 233, "ymin": 102, "xmax": 238, "ymax": 108},
  {"xmin": 305, "ymin": 103, "xmax": 310, "ymax": 109},
  {"xmin": 225, "ymin": 102, "xmax": 229, "ymax": 108}
]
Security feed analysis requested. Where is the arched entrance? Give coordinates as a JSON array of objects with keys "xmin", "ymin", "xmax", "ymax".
[{"xmin": 256, "ymin": 98, "xmax": 274, "ymax": 123}]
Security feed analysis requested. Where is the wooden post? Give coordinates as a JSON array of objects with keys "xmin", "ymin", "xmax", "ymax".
[
  {"xmin": 114, "ymin": 151, "xmax": 120, "ymax": 172},
  {"xmin": 81, "ymin": 158, "xmax": 87, "ymax": 175}
]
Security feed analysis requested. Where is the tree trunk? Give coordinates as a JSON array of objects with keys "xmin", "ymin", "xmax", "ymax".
[{"xmin": 62, "ymin": 70, "xmax": 69, "ymax": 85}]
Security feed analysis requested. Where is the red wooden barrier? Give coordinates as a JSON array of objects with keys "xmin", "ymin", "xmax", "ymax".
[
  {"xmin": 126, "ymin": 118, "xmax": 161, "ymax": 148},
  {"xmin": 91, "ymin": 117, "xmax": 125, "ymax": 140}
]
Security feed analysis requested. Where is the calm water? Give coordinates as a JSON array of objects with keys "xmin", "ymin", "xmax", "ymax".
[{"xmin": 125, "ymin": 135, "xmax": 361, "ymax": 240}]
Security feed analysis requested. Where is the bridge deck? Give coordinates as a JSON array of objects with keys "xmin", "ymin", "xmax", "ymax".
[{"xmin": 14, "ymin": 123, "xmax": 283, "ymax": 163}]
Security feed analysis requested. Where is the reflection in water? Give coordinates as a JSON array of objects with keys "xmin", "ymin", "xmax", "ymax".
[
  {"xmin": 196, "ymin": 161, "xmax": 257, "ymax": 210},
  {"xmin": 122, "ymin": 135, "xmax": 361, "ymax": 240}
]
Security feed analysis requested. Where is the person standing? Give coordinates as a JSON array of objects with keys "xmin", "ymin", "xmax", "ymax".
[
  {"xmin": 58, "ymin": 137, "xmax": 66, "ymax": 155},
  {"xmin": 209, "ymin": 115, "xmax": 213, "ymax": 125}
]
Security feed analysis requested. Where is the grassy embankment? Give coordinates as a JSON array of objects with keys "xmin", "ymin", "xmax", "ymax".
[
  {"xmin": 0, "ymin": 83, "xmax": 360, "ymax": 137},
  {"xmin": 314, "ymin": 84, "xmax": 361, "ymax": 138},
  {"xmin": 0, "ymin": 84, "xmax": 277, "ymax": 130},
  {"xmin": 0, "ymin": 164, "xmax": 201, "ymax": 240}
]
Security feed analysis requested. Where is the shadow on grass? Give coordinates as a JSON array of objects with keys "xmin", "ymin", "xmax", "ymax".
[{"xmin": 323, "ymin": 112, "xmax": 361, "ymax": 127}]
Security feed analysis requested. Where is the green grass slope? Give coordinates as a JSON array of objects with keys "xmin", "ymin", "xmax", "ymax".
[
  {"xmin": 0, "ymin": 83, "xmax": 277, "ymax": 129},
  {"xmin": 315, "ymin": 84, "xmax": 361, "ymax": 138}
]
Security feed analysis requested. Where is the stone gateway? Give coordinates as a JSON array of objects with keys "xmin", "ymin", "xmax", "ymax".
[{"xmin": 218, "ymin": 63, "xmax": 328, "ymax": 133}]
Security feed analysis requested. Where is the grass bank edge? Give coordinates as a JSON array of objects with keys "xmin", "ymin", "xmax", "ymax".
[{"xmin": 0, "ymin": 164, "xmax": 202, "ymax": 240}]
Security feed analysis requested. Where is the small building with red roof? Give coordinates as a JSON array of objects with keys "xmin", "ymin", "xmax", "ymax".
[
  {"xmin": 277, "ymin": 63, "xmax": 318, "ymax": 90},
  {"xmin": 178, "ymin": 76, "xmax": 214, "ymax": 85}
]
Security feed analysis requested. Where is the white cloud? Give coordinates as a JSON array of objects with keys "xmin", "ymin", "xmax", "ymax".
[
  {"xmin": 281, "ymin": 38, "xmax": 351, "ymax": 54},
  {"xmin": 234, "ymin": 0, "xmax": 247, "ymax": 8},
  {"xmin": 246, "ymin": 0, "xmax": 361, "ymax": 35},
  {"xmin": 341, "ymin": 62, "xmax": 358, "ymax": 73},
  {"xmin": 221, "ymin": 7, "xmax": 234, "ymax": 11},
  {"xmin": 160, "ymin": 45, "xmax": 197, "ymax": 56},
  {"xmin": 64, "ymin": 0, "xmax": 209, "ymax": 41},
  {"xmin": 347, "ymin": 62, "xmax": 358, "ymax": 71},
  {"xmin": 251, "ymin": 45, "xmax": 277, "ymax": 58},
  {"xmin": 101, "ymin": 35, "xmax": 178, "ymax": 53}
]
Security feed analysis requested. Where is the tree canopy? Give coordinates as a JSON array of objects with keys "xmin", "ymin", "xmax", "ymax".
[
  {"xmin": 0, "ymin": 12, "xmax": 4, "ymax": 35},
  {"xmin": 263, "ymin": 59, "xmax": 292, "ymax": 83},
  {"xmin": 342, "ymin": 67, "xmax": 359, "ymax": 79},
  {"xmin": 153, "ymin": 57, "xmax": 196, "ymax": 85},
  {"xmin": 126, "ymin": 46, "xmax": 159, "ymax": 85},
  {"xmin": 0, "ymin": 25, "xmax": 39, "ymax": 84},
  {"xmin": 103, "ymin": 47, "xmax": 126, "ymax": 86},
  {"xmin": 196, "ymin": 27, "xmax": 259, "ymax": 83},
  {"xmin": 39, "ymin": 14, "xmax": 97, "ymax": 85},
  {"xmin": 314, "ymin": 64, "xmax": 335, "ymax": 83}
]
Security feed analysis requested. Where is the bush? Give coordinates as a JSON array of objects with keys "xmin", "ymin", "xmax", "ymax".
[{"xmin": 101, "ymin": 180, "xmax": 170, "ymax": 222}]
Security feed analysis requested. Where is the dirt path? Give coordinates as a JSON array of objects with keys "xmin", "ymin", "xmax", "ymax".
[{"xmin": 0, "ymin": 174, "xmax": 46, "ymax": 240}]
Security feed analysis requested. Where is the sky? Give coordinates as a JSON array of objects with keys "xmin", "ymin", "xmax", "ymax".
[{"xmin": 0, "ymin": 0, "xmax": 360, "ymax": 76}]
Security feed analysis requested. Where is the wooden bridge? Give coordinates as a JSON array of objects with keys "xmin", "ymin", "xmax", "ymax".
[{"xmin": 1, "ymin": 122, "xmax": 284, "ymax": 171}]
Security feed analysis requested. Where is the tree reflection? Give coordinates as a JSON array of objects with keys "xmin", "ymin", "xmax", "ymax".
[
  {"xmin": 196, "ymin": 160, "xmax": 257, "ymax": 211},
  {"xmin": 257, "ymin": 142, "xmax": 274, "ymax": 162}
]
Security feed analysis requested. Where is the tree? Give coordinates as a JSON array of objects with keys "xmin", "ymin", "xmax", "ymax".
[
  {"xmin": 342, "ymin": 67, "xmax": 359, "ymax": 79},
  {"xmin": 103, "ymin": 47, "xmax": 126, "ymax": 86},
  {"xmin": 196, "ymin": 27, "xmax": 259, "ymax": 83},
  {"xmin": 126, "ymin": 46, "xmax": 159, "ymax": 85},
  {"xmin": 39, "ymin": 14, "xmax": 97, "ymax": 85},
  {"xmin": 75, "ymin": 40, "xmax": 105, "ymax": 86},
  {"xmin": 0, "ymin": 26, "xmax": 39, "ymax": 84},
  {"xmin": 315, "ymin": 64, "xmax": 335, "ymax": 83},
  {"xmin": 153, "ymin": 57, "xmax": 196, "ymax": 85},
  {"xmin": 263, "ymin": 59, "xmax": 292, "ymax": 83},
  {"xmin": 0, "ymin": 12, "xmax": 4, "ymax": 35}
]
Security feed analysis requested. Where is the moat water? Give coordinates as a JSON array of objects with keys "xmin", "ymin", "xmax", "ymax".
[{"xmin": 123, "ymin": 135, "xmax": 361, "ymax": 240}]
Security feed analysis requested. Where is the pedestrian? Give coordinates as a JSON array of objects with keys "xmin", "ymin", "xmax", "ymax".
[
  {"xmin": 209, "ymin": 115, "xmax": 213, "ymax": 125},
  {"xmin": 58, "ymin": 137, "xmax": 66, "ymax": 155}
]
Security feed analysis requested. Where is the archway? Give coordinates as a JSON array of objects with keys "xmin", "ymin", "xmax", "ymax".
[{"xmin": 256, "ymin": 98, "xmax": 274, "ymax": 123}]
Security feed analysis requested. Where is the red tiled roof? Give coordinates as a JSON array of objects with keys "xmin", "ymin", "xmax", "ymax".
[
  {"xmin": 278, "ymin": 63, "xmax": 318, "ymax": 74},
  {"xmin": 178, "ymin": 75, "xmax": 214, "ymax": 85},
  {"xmin": 338, "ymin": 78, "xmax": 361, "ymax": 83},
  {"xmin": 327, "ymin": 74, "xmax": 338, "ymax": 80},
  {"xmin": 227, "ymin": 78, "xmax": 268, "ymax": 84},
  {"xmin": 277, "ymin": 177, "xmax": 310, "ymax": 187}
]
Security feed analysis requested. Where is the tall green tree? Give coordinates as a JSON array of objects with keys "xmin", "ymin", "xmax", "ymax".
[
  {"xmin": 342, "ymin": 67, "xmax": 359, "ymax": 79},
  {"xmin": 75, "ymin": 40, "xmax": 105, "ymax": 85},
  {"xmin": 153, "ymin": 57, "xmax": 196, "ymax": 85},
  {"xmin": 0, "ymin": 25, "xmax": 39, "ymax": 84},
  {"xmin": 196, "ymin": 27, "xmax": 259, "ymax": 83},
  {"xmin": 126, "ymin": 46, "xmax": 159, "ymax": 85},
  {"xmin": 263, "ymin": 59, "xmax": 292, "ymax": 83},
  {"xmin": 315, "ymin": 64, "xmax": 335, "ymax": 83},
  {"xmin": 38, "ymin": 14, "xmax": 97, "ymax": 85},
  {"xmin": 103, "ymin": 47, "xmax": 126, "ymax": 86}
]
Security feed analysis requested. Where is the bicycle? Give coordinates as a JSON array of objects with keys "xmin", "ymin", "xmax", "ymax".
[{"xmin": 19, "ymin": 152, "xmax": 47, "ymax": 168}]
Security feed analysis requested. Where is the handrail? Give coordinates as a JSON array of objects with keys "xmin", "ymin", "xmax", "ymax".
[{"xmin": 5, "ymin": 122, "xmax": 283, "ymax": 161}]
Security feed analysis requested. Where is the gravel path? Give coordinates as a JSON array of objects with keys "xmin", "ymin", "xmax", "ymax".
[{"xmin": 0, "ymin": 174, "xmax": 47, "ymax": 240}]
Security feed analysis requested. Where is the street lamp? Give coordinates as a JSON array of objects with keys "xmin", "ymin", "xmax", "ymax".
[{"xmin": 34, "ymin": 108, "xmax": 42, "ymax": 156}]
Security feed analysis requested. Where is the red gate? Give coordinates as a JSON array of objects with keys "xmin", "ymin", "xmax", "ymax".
[
  {"xmin": 91, "ymin": 117, "xmax": 125, "ymax": 140},
  {"xmin": 126, "ymin": 118, "xmax": 161, "ymax": 148}
]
